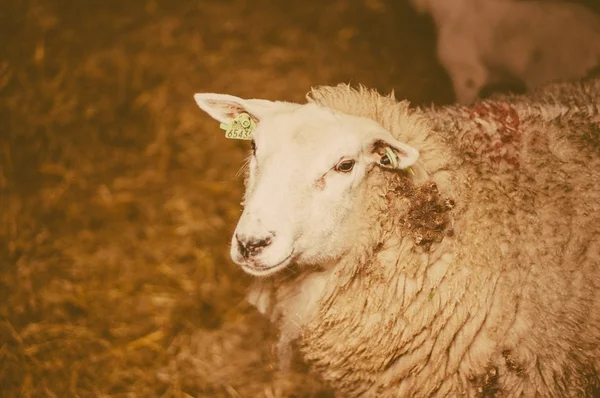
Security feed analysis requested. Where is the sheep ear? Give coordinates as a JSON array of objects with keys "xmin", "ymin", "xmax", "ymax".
[
  {"xmin": 193, "ymin": 93, "xmax": 279, "ymax": 124},
  {"xmin": 368, "ymin": 137, "xmax": 419, "ymax": 170}
]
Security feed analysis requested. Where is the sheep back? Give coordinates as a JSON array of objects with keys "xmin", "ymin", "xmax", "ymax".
[{"xmin": 289, "ymin": 80, "xmax": 600, "ymax": 397}]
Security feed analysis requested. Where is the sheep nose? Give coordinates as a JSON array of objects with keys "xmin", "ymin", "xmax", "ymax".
[{"xmin": 236, "ymin": 233, "xmax": 273, "ymax": 258}]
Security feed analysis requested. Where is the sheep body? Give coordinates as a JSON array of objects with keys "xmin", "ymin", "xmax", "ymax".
[
  {"xmin": 409, "ymin": 0, "xmax": 600, "ymax": 104},
  {"xmin": 246, "ymin": 79, "xmax": 600, "ymax": 396}
]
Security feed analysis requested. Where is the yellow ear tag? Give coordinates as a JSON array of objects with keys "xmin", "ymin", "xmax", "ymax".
[
  {"xmin": 383, "ymin": 147, "xmax": 415, "ymax": 175},
  {"xmin": 384, "ymin": 147, "xmax": 399, "ymax": 169},
  {"xmin": 219, "ymin": 113, "xmax": 255, "ymax": 140}
]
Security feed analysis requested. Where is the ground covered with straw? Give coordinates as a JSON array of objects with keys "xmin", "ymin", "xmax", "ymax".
[{"xmin": 0, "ymin": 0, "xmax": 455, "ymax": 396}]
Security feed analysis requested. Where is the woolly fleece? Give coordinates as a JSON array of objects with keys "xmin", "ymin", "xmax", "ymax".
[{"xmin": 248, "ymin": 80, "xmax": 600, "ymax": 397}]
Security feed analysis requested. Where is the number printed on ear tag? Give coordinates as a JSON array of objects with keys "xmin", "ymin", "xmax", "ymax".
[{"xmin": 219, "ymin": 113, "xmax": 255, "ymax": 140}]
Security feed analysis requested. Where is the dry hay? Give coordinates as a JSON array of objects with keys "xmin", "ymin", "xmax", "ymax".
[{"xmin": 0, "ymin": 0, "xmax": 450, "ymax": 396}]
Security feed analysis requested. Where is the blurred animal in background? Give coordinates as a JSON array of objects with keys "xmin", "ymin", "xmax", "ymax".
[
  {"xmin": 194, "ymin": 78, "xmax": 600, "ymax": 397},
  {"xmin": 408, "ymin": 0, "xmax": 600, "ymax": 104}
]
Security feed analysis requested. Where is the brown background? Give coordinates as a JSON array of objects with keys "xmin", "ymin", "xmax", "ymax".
[{"xmin": 0, "ymin": 0, "xmax": 597, "ymax": 396}]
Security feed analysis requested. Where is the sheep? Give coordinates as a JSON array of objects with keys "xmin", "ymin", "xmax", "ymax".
[
  {"xmin": 193, "ymin": 78, "xmax": 600, "ymax": 397},
  {"xmin": 408, "ymin": 0, "xmax": 600, "ymax": 104}
]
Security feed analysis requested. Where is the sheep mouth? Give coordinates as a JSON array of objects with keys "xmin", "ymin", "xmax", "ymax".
[{"xmin": 241, "ymin": 251, "xmax": 295, "ymax": 276}]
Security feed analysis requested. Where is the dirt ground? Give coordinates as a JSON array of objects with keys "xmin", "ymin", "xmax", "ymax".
[{"xmin": 8, "ymin": 0, "xmax": 587, "ymax": 396}]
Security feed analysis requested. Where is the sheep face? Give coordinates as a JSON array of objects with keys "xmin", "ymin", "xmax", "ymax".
[{"xmin": 194, "ymin": 93, "xmax": 419, "ymax": 276}]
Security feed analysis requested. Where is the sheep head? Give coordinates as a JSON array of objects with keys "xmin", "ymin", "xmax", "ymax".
[{"xmin": 194, "ymin": 93, "xmax": 419, "ymax": 276}]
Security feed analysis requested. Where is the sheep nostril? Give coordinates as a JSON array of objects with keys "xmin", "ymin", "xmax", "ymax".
[
  {"xmin": 236, "ymin": 235, "xmax": 247, "ymax": 258},
  {"xmin": 236, "ymin": 234, "xmax": 273, "ymax": 258},
  {"xmin": 255, "ymin": 237, "xmax": 271, "ymax": 248},
  {"xmin": 246, "ymin": 237, "xmax": 272, "ymax": 254}
]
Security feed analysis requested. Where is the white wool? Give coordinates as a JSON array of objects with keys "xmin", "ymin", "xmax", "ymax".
[{"xmin": 194, "ymin": 79, "xmax": 600, "ymax": 396}]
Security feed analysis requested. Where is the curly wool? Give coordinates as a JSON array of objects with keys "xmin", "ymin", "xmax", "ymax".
[{"xmin": 250, "ymin": 80, "xmax": 600, "ymax": 397}]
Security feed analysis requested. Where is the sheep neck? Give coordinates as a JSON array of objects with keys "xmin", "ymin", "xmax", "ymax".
[{"xmin": 295, "ymin": 169, "xmax": 468, "ymax": 395}]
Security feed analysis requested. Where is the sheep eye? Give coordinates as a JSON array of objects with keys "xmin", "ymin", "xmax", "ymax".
[
  {"xmin": 250, "ymin": 140, "xmax": 256, "ymax": 154},
  {"xmin": 335, "ymin": 159, "xmax": 355, "ymax": 173}
]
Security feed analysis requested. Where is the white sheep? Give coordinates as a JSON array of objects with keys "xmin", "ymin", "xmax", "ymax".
[
  {"xmin": 409, "ymin": 0, "xmax": 600, "ymax": 104},
  {"xmin": 193, "ymin": 79, "xmax": 600, "ymax": 397}
]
